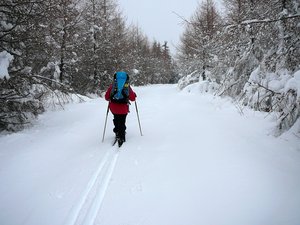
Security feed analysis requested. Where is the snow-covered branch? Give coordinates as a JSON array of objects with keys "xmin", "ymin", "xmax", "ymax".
[{"xmin": 225, "ymin": 14, "xmax": 300, "ymax": 29}]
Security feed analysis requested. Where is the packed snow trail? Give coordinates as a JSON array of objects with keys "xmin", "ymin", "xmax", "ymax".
[
  {"xmin": 0, "ymin": 84, "xmax": 300, "ymax": 225},
  {"xmin": 64, "ymin": 148, "xmax": 119, "ymax": 225}
]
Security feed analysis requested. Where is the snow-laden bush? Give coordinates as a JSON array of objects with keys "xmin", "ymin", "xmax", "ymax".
[
  {"xmin": 0, "ymin": 76, "xmax": 44, "ymax": 132},
  {"xmin": 0, "ymin": 64, "xmax": 87, "ymax": 132},
  {"xmin": 178, "ymin": 70, "xmax": 201, "ymax": 90},
  {"xmin": 217, "ymin": 50, "xmax": 260, "ymax": 97},
  {"xmin": 0, "ymin": 48, "xmax": 87, "ymax": 132},
  {"xmin": 243, "ymin": 68, "xmax": 300, "ymax": 135},
  {"xmin": 30, "ymin": 84, "xmax": 87, "ymax": 111}
]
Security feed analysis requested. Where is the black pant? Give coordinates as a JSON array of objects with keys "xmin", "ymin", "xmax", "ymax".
[{"xmin": 113, "ymin": 114, "xmax": 127, "ymax": 140}]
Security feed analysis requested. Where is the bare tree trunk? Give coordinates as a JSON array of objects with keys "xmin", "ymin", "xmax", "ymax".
[
  {"xmin": 92, "ymin": 0, "xmax": 97, "ymax": 80},
  {"xmin": 59, "ymin": 15, "xmax": 67, "ymax": 83}
]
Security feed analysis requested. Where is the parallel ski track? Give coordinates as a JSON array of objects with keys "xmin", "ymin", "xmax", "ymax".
[{"xmin": 65, "ymin": 148, "xmax": 119, "ymax": 225}]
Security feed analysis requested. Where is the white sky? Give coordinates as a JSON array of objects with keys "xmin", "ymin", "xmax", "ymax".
[{"xmin": 117, "ymin": 0, "xmax": 224, "ymax": 54}]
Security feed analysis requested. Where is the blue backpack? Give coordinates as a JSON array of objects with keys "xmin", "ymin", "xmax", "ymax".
[{"xmin": 110, "ymin": 71, "xmax": 129, "ymax": 104}]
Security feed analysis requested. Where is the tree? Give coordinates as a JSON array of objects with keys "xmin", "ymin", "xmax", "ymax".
[
  {"xmin": 0, "ymin": 0, "xmax": 178, "ymax": 132},
  {"xmin": 177, "ymin": 0, "xmax": 300, "ymax": 134},
  {"xmin": 177, "ymin": 0, "xmax": 222, "ymax": 81}
]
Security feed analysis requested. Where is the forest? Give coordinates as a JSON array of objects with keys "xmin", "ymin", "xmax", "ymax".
[
  {"xmin": 0, "ymin": 0, "xmax": 175, "ymax": 131},
  {"xmin": 177, "ymin": 0, "xmax": 299, "ymax": 135},
  {"xmin": 0, "ymin": 0, "xmax": 299, "ymax": 135}
]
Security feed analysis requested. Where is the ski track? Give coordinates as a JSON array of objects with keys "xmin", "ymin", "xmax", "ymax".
[{"xmin": 64, "ymin": 147, "xmax": 119, "ymax": 225}]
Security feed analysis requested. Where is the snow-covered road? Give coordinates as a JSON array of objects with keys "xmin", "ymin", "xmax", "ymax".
[{"xmin": 0, "ymin": 84, "xmax": 300, "ymax": 225}]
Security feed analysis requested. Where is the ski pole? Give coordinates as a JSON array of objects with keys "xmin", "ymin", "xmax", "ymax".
[
  {"xmin": 135, "ymin": 101, "xmax": 143, "ymax": 136},
  {"xmin": 102, "ymin": 103, "xmax": 109, "ymax": 142}
]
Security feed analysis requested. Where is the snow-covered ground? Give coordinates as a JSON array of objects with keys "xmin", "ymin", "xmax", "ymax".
[{"xmin": 0, "ymin": 84, "xmax": 299, "ymax": 225}]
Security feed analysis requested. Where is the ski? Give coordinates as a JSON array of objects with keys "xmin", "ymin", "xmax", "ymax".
[
  {"xmin": 112, "ymin": 137, "xmax": 124, "ymax": 148},
  {"xmin": 118, "ymin": 139, "xmax": 124, "ymax": 148},
  {"xmin": 112, "ymin": 138, "xmax": 118, "ymax": 146}
]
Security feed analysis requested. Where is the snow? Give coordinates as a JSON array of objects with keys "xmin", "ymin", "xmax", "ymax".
[
  {"xmin": 178, "ymin": 70, "xmax": 200, "ymax": 89},
  {"xmin": 0, "ymin": 21, "xmax": 13, "ymax": 30},
  {"xmin": 0, "ymin": 84, "xmax": 300, "ymax": 225},
  {"xmin": 285, "ymin": 70, "xmax": 300, "ymax": 96},
  {"xmin": 248, "ymin": 67, "xmax": 300, "ymax": 98},
  {"xmin": 0, "ymin": 51, "xmax": 13, "ymax": 79},
  {"xmin": 132, "ymin": 69, "xmax": 139, "ymax": 75},
  {"xmin": 248, "ymin": 66, "xmax": 261, "ymax": 83}
]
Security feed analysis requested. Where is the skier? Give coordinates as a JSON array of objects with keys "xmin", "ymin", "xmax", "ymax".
[{"xmin": 105, "ymin": 71, "xmax": 137, "ymax": 146}]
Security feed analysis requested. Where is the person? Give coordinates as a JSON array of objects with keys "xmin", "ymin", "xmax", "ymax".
[{"xmin": 105, "ymin": 71, "xmax": 136, "ymax": 146}]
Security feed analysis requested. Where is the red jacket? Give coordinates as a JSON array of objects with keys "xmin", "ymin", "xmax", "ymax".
[{"xmin": 105, "ymin": 85, "xmax": 136, "ymax": 114}]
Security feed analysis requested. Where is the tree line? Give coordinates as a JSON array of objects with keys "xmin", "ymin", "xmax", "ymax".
[
  {"xmin": 0, "ymin": 0, "xmax": 176, "ymax": 131},
  {"xmin": 177, "ymin": 0, "xmax": 299, "ymax": 135}
]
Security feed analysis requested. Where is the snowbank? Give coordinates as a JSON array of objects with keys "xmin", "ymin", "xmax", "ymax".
[{"xmin": 181, "ymin": 80, "xmax": 219, "ymax": 94}]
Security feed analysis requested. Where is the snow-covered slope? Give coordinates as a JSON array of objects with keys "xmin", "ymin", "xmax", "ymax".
[{"xmin": 0, "ymin": 84, "xmax": 299, "ymax": 225}]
